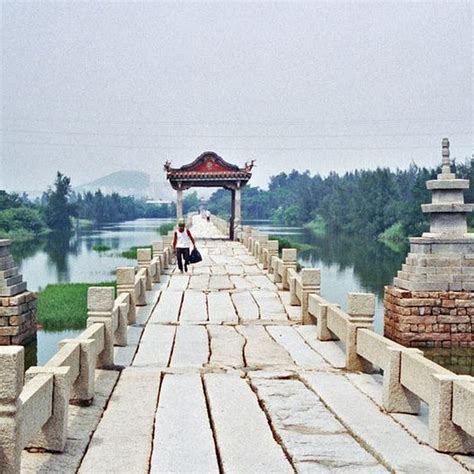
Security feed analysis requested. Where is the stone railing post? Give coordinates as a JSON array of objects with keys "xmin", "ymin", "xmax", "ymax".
[
  {"xmin": 116, "ymin": 267, "xmax": 137, "ymax": 324},
  {"xmin": 282, "ymin": 248, "xmax": 297, "ymax": 290},
  {"xmin": 87, "ymin": 287, "xmax": 115, "ymax": 368},
  {"xmin": 137, "ymin": 248, "xmax": 152, "ymax": 290},
  {"xmin": 0, "ymin": 346, "xmax": 23, "ymax": 473},
  {"xmin": 301, "ymin": 269, "xmax": 321, "ymax": 325},
  {"xmin": 153, "ymin": 241, "xmax": 168, "ymax": 270},
  {"xmin": 59, "ymin": 338, "xmax": 96, "ymax": 405},
  {"xmin": 345, "ymin": 292, "xmax": 375, "ymax": 372},
  {"xmin": 262, "ymin": 240, "xmax": 279, "ymax": 270}
]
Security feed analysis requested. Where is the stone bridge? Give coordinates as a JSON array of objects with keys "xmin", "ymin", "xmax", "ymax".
[{"xmin": 1, "ymin": 215, "xmax": 473, "ymax": 473}]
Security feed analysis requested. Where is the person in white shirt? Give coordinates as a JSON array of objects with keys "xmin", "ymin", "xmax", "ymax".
[
  {"xmin": 172, "ymin": 218, "xmax": 196, "ymax": 273},
  {"xmin": 206, "ymin": 210, "xmax": 210, "ymax": 222}
]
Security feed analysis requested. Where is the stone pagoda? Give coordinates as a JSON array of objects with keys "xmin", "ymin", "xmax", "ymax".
[
  {"xmin": 0, "ymin": 239, "xmax": 37, "ymax": 345},
  {"xmin": 384, "ymin": 138, "xmax": 474, "ymax": 348}
]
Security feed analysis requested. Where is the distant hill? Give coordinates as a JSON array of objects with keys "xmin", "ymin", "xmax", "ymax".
[{"xmin": 75, "ymin": 170, "xmax": 174, "ymax": 201}]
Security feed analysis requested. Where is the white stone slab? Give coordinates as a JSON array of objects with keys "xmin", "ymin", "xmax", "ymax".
[
  {"xmin": 252, "ymin": 290, "xmax": 288, "ymax": 321},
  {"xmin": 209, "ymin": 275, "xmax": 234, "ymax": 290},
  {"xmin": 231, "ymin": 291, "xmax": 260, "ymax": 321},
  {"xmin": 208, "ymin": 291, "xmax": 238, "ymax": 323},
  {"xmin": 150, "ymin": 374, "xmax": 218, "ymax": 473},
  {"xmin": 230, "ymin": 275, "xmax": 256, "ymax": 290},
  {"xmin": 296, "ymin": 326, "xmax": 346, "ymax": 369},
  {"xmin": 188, "ymin": 274, "xmax": 210, "ymax": 290},
  {"xmin": 302, "ymin": 372, "xmax": 466, "ymax": 473},
  {"xmin": 249, "ymin": 377, "xmax": 385, "ymax": 472},
  {"xmin": 170, "ymin": 325, "xmax": 209, "ymax": 368},
  {"xmin": 79, "ymin": 368, "xmax": 162, "ymax": 474},
  {"xmin": 204, "ymin": 373, "xmax": 293, "ymax": 473},
  {"xmin": 246, "ymin": 274, "xmax": 278, "ymax": 290},
  {"xmin": 180, "ymin": 290, "xmax": 207, "ymax": 322},
  {"xmin": 133, "ymin": 325, "xmax": 175, "ymax": 367},
  {"xmin": 208, "ymin": 326, "xmax": 244, "ymax": 368},
  {"xmin": 167, "ymin": 274, "xmax": 190, "ymax": 290},
  {"xmin": 226, "ymin": 265, "xmax": 244, "ymax": 275},
  {"xmin": 237, "ymin": 325, "xmax": 295, "ymax": 368},
  {"xmin": 149, "ymin": 290, "xmax": 183, "ymax": 323},
  {"xmin": 266, "ymin": 326, "xmax": 330, "ymax": 368}
]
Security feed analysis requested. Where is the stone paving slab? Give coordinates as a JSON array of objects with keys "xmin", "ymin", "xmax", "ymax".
[
  {"xmin": 208, "ymin": 325, "xmax": 244, "ymax": 368},
  {"xmin": 237, "ymin": 325, "xmax": 295, "ymax": 368},
  {"xmin": 208, "ymin": 291, "xmax": 238, "ymax": 324},
  {"xmin": 79, "ymin": 368, "xmax": 162, "ymax": 474},
  {"xmin": 302, "ymin": 372, "xmax": 467, "ymax": 473},
  {"xmin": 167, "ymin": 274, "xmax": 190, "ymax": 290},
  {"xmin": 149, "ymin": 290, "xmax": 183, "ymax": 323},
  {"xmin": 204, "ymin": 373, "xmax": 293, "ymax": 473},
  {"xmin": 170, "ymin": 325, "xmax": 209, "ymax": 368},
  {"xmin": 266, "ymin": 326, "xmax": 330, "ymax": 369},
  {"xmin": 151, "ymin": 374, "xmax": 218, "ymax": 473},
  {"xmin": 180, "ymin": 290, "xmax": 207, "ymax": 322},
  {"xmin": 249, "ymin": 376, "xmax": 386, "ymax": 473},
  {"xmin": 133, "ymin": 324, "xmax": 175, "ymax": 367},
  {"xmin": 231, "ymin": 290, "xmax": 260, "ymax": 321}
]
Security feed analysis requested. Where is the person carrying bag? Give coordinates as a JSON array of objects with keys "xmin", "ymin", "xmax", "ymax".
[{"xmin": 172, "ymin": 218, "xmax": 197, "ymax": 273}]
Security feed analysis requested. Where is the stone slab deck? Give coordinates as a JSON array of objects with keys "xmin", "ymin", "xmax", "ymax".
[{"xmin": 26, "ymin": 216, "xmax": 471, "ymax": 473}]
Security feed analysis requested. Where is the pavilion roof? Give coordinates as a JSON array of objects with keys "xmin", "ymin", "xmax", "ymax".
[{"xmin": 165, "ymin": 152, "xmax": 254, "ymax": 189}]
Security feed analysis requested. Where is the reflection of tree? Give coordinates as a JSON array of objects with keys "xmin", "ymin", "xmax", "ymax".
[
  {"xmin": 10, "ymin": 238, "xmax": 46, "ymax": 264},
  {"xmin": 44, "ymin": 231, "xmax": 80, "ymax": 282},
  {"xmin": 296, "ymin": 231, "xmax": 407, "ymax": 298}
]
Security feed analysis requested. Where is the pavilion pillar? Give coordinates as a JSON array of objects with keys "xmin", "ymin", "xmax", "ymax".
[
  {"xmin": 234, "ymin": 186, "xmax": 242, "ymax": 235},
  {"xmin": 176, "ymin": 189, "xmax": 184, "ymax": 221},
  {"xmin": 230, "ymin": 189, "xmax": 235, "ymax": 240}
]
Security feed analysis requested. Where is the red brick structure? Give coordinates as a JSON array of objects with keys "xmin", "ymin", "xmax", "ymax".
[
  {"xmin": 384, "ymin": 286, "xmax": 473, "ymax": 348},
  {"xmin": 0, "ymin": 239, "xmax": 37, "ymax": 345}
]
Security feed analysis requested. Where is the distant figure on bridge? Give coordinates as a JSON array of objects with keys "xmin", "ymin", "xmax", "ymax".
[
  {"xmin": 206, "ymin": 210, "xmax": 211, "ymax": 222},
  {"xmin": 172, "ymin": 218, "xmax": 196, "ymax": 273}
]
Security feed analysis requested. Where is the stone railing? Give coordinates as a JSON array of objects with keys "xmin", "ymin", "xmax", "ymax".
[
  {"xmin": 0, "ymin": 237, "xmax": 174, "ymax": 473},
  {"xmin": 210, "ymin": 214, "xmax": 229, "ymax": 235},
  {"xmin": 307, "ymin": 292, "xmax": 474, "ymax": 454},
  {"xmin": 240, "ymin": 222, "xmax": 474, "ymax": 455}
]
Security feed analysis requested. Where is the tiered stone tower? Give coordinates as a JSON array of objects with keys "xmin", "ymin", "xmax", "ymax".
[
  {"xmin": 385, "ymin": 138, "xmax": 474, "ymax": 348},
  {"xmin": 0, "ymin": 239, "xmax": 37, "ymax": 345}
]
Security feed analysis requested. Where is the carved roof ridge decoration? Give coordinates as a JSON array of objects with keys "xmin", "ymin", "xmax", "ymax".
[{"xmin": 165, "ymin": 151, "xmax": 254, "ymax": 190}]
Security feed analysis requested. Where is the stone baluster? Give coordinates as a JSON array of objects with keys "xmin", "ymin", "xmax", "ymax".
[
  {"xmin": 86, "ymin": 287, "xmax": 115, "ymax": 368},
  {"xmin": 281, "ymin": 248, "xmax": 297, "ymax": 290},
  {"xmin": 116, "ymin": 267, "xmax": 137, "ymax": 324},
  {"xmin": 0, "ymin": 346, "xmax": 23, "ymax": 473},
  {"xmin": 137, "ymin": 248, "xmax": 152, "ymax": 290},
  {"xmin": 301, "ymin": 269, "xmax": 321, "ymax": 325},
  {"xmin": 153, "ymin": 241, "xmax": 168, "ymax": 270},
  {"xmin": 345, "ymin": 292, "xmax": 376, "ymax": 372}
]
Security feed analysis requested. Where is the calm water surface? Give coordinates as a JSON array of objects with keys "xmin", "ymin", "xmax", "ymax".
[
  {"xmin": 11, "ymin": 218, "xmax": 174, "ymax": 365},
  {"xmin": 12, "ymin": 218, "xmax": 472, "ymax": 374}
]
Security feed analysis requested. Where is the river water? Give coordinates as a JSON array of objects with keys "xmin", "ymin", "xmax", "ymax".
[{"xmin": 11, "ymin": 218, "xmax": 473, "ymax": 374}]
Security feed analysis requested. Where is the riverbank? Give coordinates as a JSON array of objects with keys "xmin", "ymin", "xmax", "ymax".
[{"xmin": 38, "ymin": 281, "xmax": 116, "ymax": 330}]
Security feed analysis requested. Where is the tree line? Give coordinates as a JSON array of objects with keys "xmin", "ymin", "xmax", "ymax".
[
  {"xmin": 208, "ymin": 159, "xmax": 474, "ymax": 240},
  {"xmin": 0, "ymin": 172, "xmax": 200, "ymax": 239}
]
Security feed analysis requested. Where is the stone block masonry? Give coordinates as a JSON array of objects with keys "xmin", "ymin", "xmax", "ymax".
[
  {"xmin": 384, "ymin": 286, "xmax": 473, "ymax": 348},
  {"xmin": 0, "ymin": 239, "xmax": 37, "ymax": 345}
]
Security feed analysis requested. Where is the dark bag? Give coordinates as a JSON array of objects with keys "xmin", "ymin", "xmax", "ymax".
[{"xmin": 189, "ymin": 248, "xmax": 202, "ymax": 264}]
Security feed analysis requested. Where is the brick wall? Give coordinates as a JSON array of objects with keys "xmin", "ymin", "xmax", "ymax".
[
  {"xmin": 384, "ymin": 285, "xmax": 473, "ymax": 348},
  {"xmin": 0, "ymin": 291, "xmax": 37, "ymax": 345}
]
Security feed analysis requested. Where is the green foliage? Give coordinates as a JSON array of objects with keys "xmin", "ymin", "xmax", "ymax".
[
  {"xmin": 0, "ymin": 207, "xmax": 47, "ymax": 239},
  {"xmin": 44, "ymin": 172, "xmax": 75, "ymax": 232},
  {"xmin": 159, "ymin": 223, "xmax": 175, "ymax": 235},
  {"xmin": 378, "ymin": 222, "xmax": 409, "ymax": 253},
  {"xmin": 92, "ymin": 244, "xmax": 111, "ymax": 252},
  {"xmin": 303, "ymin": 216, "xmax": 326, "ymax": 236},
  {"xmin": 121, "ymin": 245, "xmax": 153, "ymax": 259},
  {"xmin": 269, "ymin": 236, "xmax": 313, "ymax": 254},
  {"xmin": 37, "ymin": 281, "xmax": 116, "ymax": 330},
  {"xmin": 184, "ymin": 191, "xmax": 200, "ymax": 214}
]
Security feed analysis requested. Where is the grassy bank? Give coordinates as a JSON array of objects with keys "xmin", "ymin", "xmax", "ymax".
[
  {"xmin": 303, "ymin": 216, "xmax": 327, "ymax": 237},
  {"xmin": 378, "ymin": 222, "xmax": 408, "ymax": 253},
  {"xmin": 121, "ymin": 245, "xmax": 153, "ymax": 259},
  {"xmin": 37, "ymin": 281, "xmax": 116, "ymax": 331},
  {"xmin": 159, "ymin": 223, "xmax": 175, "ymax": 235},
  {"xmin": 269, "ymin": 236, "xmax": 314, "ymax": 254},
  {"xmin": 93, "ymin": 244, "xmax": 111, "ymax": 252}
]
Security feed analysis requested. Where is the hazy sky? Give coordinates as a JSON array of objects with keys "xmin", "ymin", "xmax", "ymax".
[{"xmin": 1, "ymin": 1, "xmax": 472, "ymax": 193}]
